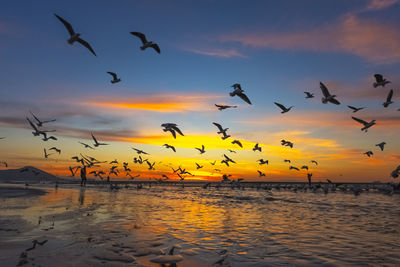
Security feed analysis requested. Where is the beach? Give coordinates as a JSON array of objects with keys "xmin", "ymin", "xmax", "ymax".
[{"xmin": 1, "ymin": 183, "xmax": 400, "ymax": 266}]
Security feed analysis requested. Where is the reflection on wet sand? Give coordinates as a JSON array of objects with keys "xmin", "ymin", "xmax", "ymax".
[{"xmin": 0, "ymin": 184, "xmax": 400, "ymax": 266}]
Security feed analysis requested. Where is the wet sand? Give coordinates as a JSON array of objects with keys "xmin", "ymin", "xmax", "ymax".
[{"xmin": 1, "ymin": 183, "xmax": 399, "ymax": 266}]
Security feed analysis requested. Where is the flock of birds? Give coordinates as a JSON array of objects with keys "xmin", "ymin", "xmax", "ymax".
[{"xmin": 0, "ymin": 14, "xmax": 399, "ymax": 186}]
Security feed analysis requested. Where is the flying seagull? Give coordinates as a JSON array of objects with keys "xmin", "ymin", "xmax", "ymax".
[
  {"xmin": 30, "ymin": 111, "xmax": 56, "ymax": 127},
  {"xmin": 311, "ymin": 160, "xmax": 318, "ymax": 165},
  {"xmin": 232, "ymin": 140, "xmax": 243, "ymax": 148},
  {"xmin": 320, "ymin": 82, "xmax": 340, "ymax": 105},
  {"xmin": 274, "ymin": 102, "xmax": 293, "ymax": 113},
  {"xmin": 215, "ymin": 104, "xmax": 237, "ymax": 111},
  {"xmin": 284, "ymin": 159, "xmax": 291, "ymax": 163},
  {"xmin": 161, "ymin": 123, "xmax": 184, "ymax": 139},
  {"xmin": 42, "ymin": 136, "xmax": 57, "ymax": 141},
  {"xmin": 49, "ymin": 147, "xmax": 61, "ymax": 154},
  {"xmin": 230, "ymin": 84, "xmax": 252, "ymax": 105},
  {"xmin": 163, "ymin": 144, "xmax": 176, "ymax": 152},
  {"xmin": 54, "ymin": 14, "xmax": 96, "ymax": 56},
  {"xmin": 132, "ymin": 147, "xmax": 149, "ymax": 155},
  {"xmin": 304, "ymin": 92, "xmax": 314, "ymax": 99},
  {"xmin": 130, "ymin": 32, "xmax": 160, "ymax": 53},
  {"xmin": 44, "ymin": 148, "xmax": 53, "ymax": 159},
  {"xmin": 289, "ymin": 166, "xmax": 300, "ymax": 171},
  {"xmin": 79, "ymin": 141, "xmax": 94, "ymax": 149},
  {"xmin": 107, "ymin": 72, "xmax": 121, "ymax": 84},
  {"xmin": 212, "ymin": 122, "xmax": 230, "ymax": 140},
  {"xmin": 351, "ymin": 116, "xmax": 376, "ymax": 132},
  {"xmin": 347, "ymin": 105, "xmax": 365, "ymax": 113},
  {"xmin": 301, "ymin": 165, "xmax": 308, "ymax": 170},
  {"xmin": 376, "ymin": 142, "xmax": 386, "ymax": 151},
  {"xmin": 364, "ymin": 151, "xmax": 373, "ymax": 157},
  {"xmin": 91, "ymin": 133, "xmax": 108, "ymax": 147},
  {"xmin": 195, "ymin": 163, "xmax": 203, "ymax": 169},
  {"xmin": 257, "ymin": 159, "xmax": 268, "ymax": 165},
  {"xmin": 257, "ymin": 170, "xmax": 265, "ymax": 177},
  {"xmin": 253, "ymin": 143, "xmax": 261, "ymax": 152},
  {"xmin": 195, "ymin": 145, "xmax": 206, "ymax": 154},
  {"xmin": 383, "ymin": 89, "xmax": 394, "ymax": 108},
  {"xmin": 373, "ymin": 74, "xmax": 391, "ymax": 88}
]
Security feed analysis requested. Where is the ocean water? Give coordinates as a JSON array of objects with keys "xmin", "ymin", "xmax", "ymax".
[{"xmin": 1, "ymin": 184, "xmax": 400, "ymax": 266}]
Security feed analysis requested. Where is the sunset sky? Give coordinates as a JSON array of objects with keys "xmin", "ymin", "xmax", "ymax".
[{"xmin": 1, "ymin": 0, "xmax": 400, "ymax": 182}]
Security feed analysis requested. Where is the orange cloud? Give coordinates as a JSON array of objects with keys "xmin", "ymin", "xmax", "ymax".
[
  {"xmin": 220, "ymin": 14, "xmax": 400, "ymax": 64},
  {"xmin": 83, "ymin": 93, "xmax": 224, "ymax": 113}
]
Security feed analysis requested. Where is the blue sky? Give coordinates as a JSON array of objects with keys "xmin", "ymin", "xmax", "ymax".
[{"xmin": 1, "ymin": 0, "xmax": 400, "ymax": 181}]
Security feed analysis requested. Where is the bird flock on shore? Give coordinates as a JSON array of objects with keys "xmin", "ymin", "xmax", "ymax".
[{"xmin": 0, "ymin": 13, "xmax": 399, "ymax": 185}]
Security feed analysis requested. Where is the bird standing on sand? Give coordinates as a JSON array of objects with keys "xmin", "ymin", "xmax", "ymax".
[{"xmin": 54, "ymin": 14, "xmax": 96, "ymax": 56}]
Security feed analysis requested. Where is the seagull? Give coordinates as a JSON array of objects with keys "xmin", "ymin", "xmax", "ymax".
[
  {"xmin": 228, "ymin": 149, "xmax": 236, "ymax": 153},
  {"xmin": 42, "ymin": 136, "xmax": 57, "ymax": 141},
  {"xmin": 210, "ymin": 160, "xmax": 216, "ymax": 165},
  {"xmin": 383, "ymin": 89, "xmax": 394, "ymax": 108},
  {"xmin": 373, "ymin": 74, "xmax": 391, "ymax": 88},
  {"xmin": 54, "ymin": 14, "xmax": 96, "ymax": 56},
  {"xmin": 223, "ymin": 154, "xmax": 236, "ymax": 164},
  {"xmin": 376, "ymin": 142, "xmax": 386, "ymax": 151},
  {"xmin": 230, "ymin": 84, "xmax": 252, "ymax": 105},
  {"xmin": 212, "ymin": 122, "xmax": 230, "ymax": 140},
  {"xmin": 351, "ymin": 116, "xmax": 376, "ymax": 132},
  {"xmin": 68, "ymin": 166, "xmax": 79, "ymax": 176},
  {"xmin": 215, "ymin": 104, "xmax": 237, "ymax": 111},
  {"xmin": 257, "ymin": 170, "xmax": 265, "ymax": 177},
  {"xmin": 274, "ymin": 102, "xmax": 293, "ymax": 113},
  {"xmin": 311, "ymin": 160, "xmax": 318, "ymax": 165},
  {"xmin": 79, "ymin": 141, "xmax": 94, "ymax": 149},
  {"xmin": 281, "ymin": 140, "xmax": 293, "ymax": 148},
  {"xmin": 232, "ymin": 140, "xmax": 243, "ymax": 148},
  {"xmin": 289, "ymin": 166, "xmax": 299, "ymax": 171},
  {"xmin": 304, "ymin": 92, "xmax": 314, "ymax": 99},
  {"xmin": 91, "ymin": 133, "xmax": 108, "ymax": 147},
  {"xmin": 130, "ymin": 32, "xmax": 160, "ymax": 53},
  {"xmin": 132, "ymin": 147, "xmax": 149, "ymax": 155},
  {"xmin": 347, "ymin": 105, "xmax": 365, "ymax": 113},
  {"xmin": 195, "ymin": 163, "xmax": 203, "ymax": 169},
  {"xmin": 253, "ymin": 143, "xmax": 261, "ymax": 152},
  {"xmin": 49, "ymin": 147, "xmax": 61, "ymax": 154},
  {"xmin": 161, "ymin": 123, "xmax": 184, "ymax": 139},
  {"xmin": 390, "ymin": 165, "xmax": 400, "ymax": 178},
  {"xmin": 109, "ymin": 159, "xmax": 118, "ymax": 164},
  {"xmin": 195, "ymin": 145, "xmax": 206, "ymax": 154},
  {"xmin": 364, "ymin": 151, "xmax": 373, "ymax": 157},
  {"xmin": 71, "ymin": 156, "xmax": 84, "ymax": 165},
  {"xmin": 30, "ymin": 111, "xmax": 56, "ymax": 128},
  {"xmin": 320, "ymin": 82, "xmax": 340, "ymax": 105},
  {"xmin": 257, "ymin": 159, "xmax": 269, "ymax": 165},
  {"xmin": 107, "ymin": 72, "xmax": 121, "ymax": 84},
  {"xmin": 221, "ymin": 160, "xmax": 230, "ymax": 167},
  {"xmin": 284, "ymin": 159, "xmax": 291, "ymax": 163},
  {"xmin": 163, "ymin": 144, "xmax": 176, "ymax": 152},
  {"xmin": 44, "ymin": 149, "xmax": 53, "ymax": 159},
  {"xmin": 301, "ymin": 165, "xmax": 308, "ymax": 170},
  {"xmin": 147, "ymin": 161, "xmax": 155, "ymax": 170}
]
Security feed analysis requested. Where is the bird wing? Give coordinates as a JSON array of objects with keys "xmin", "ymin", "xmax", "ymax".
[
  {"xmin": 76, "ymin": 38, "xmax": 96, "ymax": 56},
  {"xmin": 150, "ymin": 43, "xmax": 161, "ymax": 54},
  {"xmin": 274, "ymin": 102, "xmax": 286, "ymax": 111},
  {"xmin": 26, "ymin": 117, "xmax": 38, "ymax": 131},
  {"xmin": 130, "ymin": 32, "xmax": 147, "ymax": 44},
  {"xmin": 213, "ymin": 122, "xmax": 223, "ymax": 132},
  {"xmin": 107, "ymin": 72, "xmax": 117, "ymax": 79},
  {"xmin": 91, "ymin": 133, "xmax": 98, "ymax": 144},
  {"xmin": 347, "ymin": 105, "xmax": 356, "ymax": 111},
  {"xmin": 171, "ymin": 146, "xmax": 176, "ymax": 152},
  {"xmin": 319, "ymin": 82, "xmax": 330, "ymax": 98},
  {"xmin": 29, "ymin": 111, "xmax": 41, "ymax": 124},
  {"xmin": 171, "ymin": 126, "xmax": 184, "ymax": 136},
  {"xmin": 352, "ymin": 116, "xmax": 367, "ymax": 125},
  {"xmin": 237, "ymin": 92, "xmax": 252, "ymax": 105},
  {"xmin": 54, "ymin": 14, "xmax": 75, "ymax": 36},
  {"xmin": 387, "ymin": 89, "xmax": 393, "ymax": 102},
  {"xmin": 43, "ymin": 119, "xmax": 56, "ymax": 123},
  {"xmin": 329, "ymin": 98, "xmax": 341, "ymax": 105},
  {"xmin": 374, "ymin": 74, "xmax": 383, "ymax": 83}
]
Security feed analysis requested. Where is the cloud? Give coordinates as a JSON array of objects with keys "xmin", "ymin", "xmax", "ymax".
[
  {"xmin": 366, "ymin": 0, "xmax": 398, "ymax": 10},
  {"xmin": 220, "ymin": 14, "xmax": 400, "ymax": 64},
  {"xmin": 183, "ymin": 47, "xmax": 245, "ymax": 58},
  {"xmin": 83, "ymin": 93, "xmax": 224, "ymax": 113}
]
